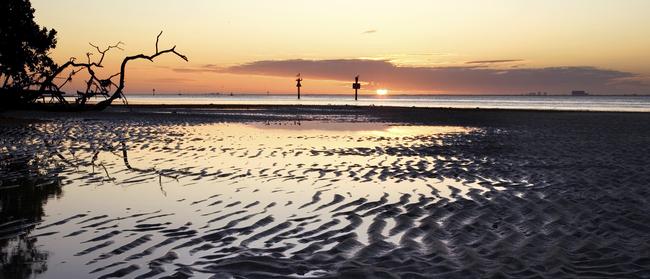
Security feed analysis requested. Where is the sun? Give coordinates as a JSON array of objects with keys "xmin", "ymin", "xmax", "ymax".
[{"xmin": 376, "ymin": 89, "xmax": 389, "ymax": 95}]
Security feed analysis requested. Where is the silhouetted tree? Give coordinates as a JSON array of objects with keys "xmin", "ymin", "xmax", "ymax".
[
  {"xmin": 0, "ymin": 0, "xmax": 58, "ymax": 90},
  {"xmin": 0, "ymin": 0, "xmax": 188, "ymax": 110}
]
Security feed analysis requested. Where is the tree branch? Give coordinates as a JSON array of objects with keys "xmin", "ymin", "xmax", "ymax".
[
  {"xmin": 89, "ymin": 41, "xmax": 124, "ymax": 66},
  {"xmin": 155, "ymin": 31, "xmax": 163, "ymax": 53},
  {"xmin": 33, "ymin": 32, "xmax": 186, "ymax": 110},
  {"xmin": 97, "ymin": 31, "xmax": 188, "ymax": 109}
]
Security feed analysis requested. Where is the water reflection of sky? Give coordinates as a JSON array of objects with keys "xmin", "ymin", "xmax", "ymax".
[{"xmin": 3, "ymin": 121, "xmax": 502, "ymax": 278}]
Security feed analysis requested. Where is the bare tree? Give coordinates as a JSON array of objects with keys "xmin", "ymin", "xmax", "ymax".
[
  {"xmin": 96, "ymin": 31, "xmax": 188, "ymax": 110},
  {"xmin": 36, "ymin": 31, "xmax": 188, "ymax": 110}
]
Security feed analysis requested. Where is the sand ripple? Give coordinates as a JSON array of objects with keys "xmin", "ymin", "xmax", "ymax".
[{"xmin": 1, "ymin": 113, "xmax": 650, "ymax": 278}]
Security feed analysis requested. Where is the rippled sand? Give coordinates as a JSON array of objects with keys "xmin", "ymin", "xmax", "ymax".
[{"xmin": 1, "ymin": 107, "xmax": 649, "ymax": 278}]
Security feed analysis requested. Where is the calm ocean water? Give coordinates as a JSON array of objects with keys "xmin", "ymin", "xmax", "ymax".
[{"xmin": 121, "ymin": 94, "xmax": 650, "ymax": 112}]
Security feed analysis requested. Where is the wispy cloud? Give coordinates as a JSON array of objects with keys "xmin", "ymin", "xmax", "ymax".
[
  {"xmin": 466, "ymin": 59, "xmax": 524, "ymax": 64},
  {"xmin": 174, "ymin": 59, "xmax": 649, "ymax": 94},
  {"xmin": 173, "ymin": 64, "xmax": 223, "ymax": 73},
  {"xmin": 361, "ymin": 29, "xmax": 377, "ymax": 34}
]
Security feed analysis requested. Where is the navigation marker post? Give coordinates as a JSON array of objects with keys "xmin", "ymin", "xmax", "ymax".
[
  {"xmin": 353, "ymin": 75, "xmax": 361, "ymax": 101},
  {"xmin": 296, "ymin": 73, "xmax": 303, "ymax": 100}
]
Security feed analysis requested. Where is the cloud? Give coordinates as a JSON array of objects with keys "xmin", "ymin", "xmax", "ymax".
[
  {"xmin": 175, "ymin": 59, "xmax": 649, "ymax": 94},
  {"xmin": 362, "ymin": 29, "xmax": 377, "ymax": 34},
  {"xmin": 173, "ymin": 64, "xmax": 223, "ymax": 73},
  {"xmin": 466, "ymin": 59, "xmax": 524, "ymax": 64}
]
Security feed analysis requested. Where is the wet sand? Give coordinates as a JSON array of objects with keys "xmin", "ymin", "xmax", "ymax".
[{"xmin": 1, "ymin": 106, "xmax": 649, "ymax": 278}]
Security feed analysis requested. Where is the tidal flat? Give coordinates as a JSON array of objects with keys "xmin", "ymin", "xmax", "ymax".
[{"xmin": 1, "ymin": 106, "xmax": 649, "ymax": 278}]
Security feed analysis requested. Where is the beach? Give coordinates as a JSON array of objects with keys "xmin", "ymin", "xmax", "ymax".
[{"xmin": 1, "ymin": 105, "xmax": 649, "ymax": 278}]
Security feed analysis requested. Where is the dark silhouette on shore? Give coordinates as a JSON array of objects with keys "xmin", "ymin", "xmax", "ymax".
[
  {"xmin": 0, "ymin": 0, "xmax": 188, "ymax": 111},
  {"xmin": 1, "ymin": 0, "xmax": 57, "ymax": 103}
]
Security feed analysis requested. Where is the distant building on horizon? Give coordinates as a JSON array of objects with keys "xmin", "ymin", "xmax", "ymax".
[
  {"xmin": 571, "ymin": 90, "xmax": 589, "ymax": 96},
  {"xmin": 525, "ymin": 91, "xmax": 548, "ymax": 96}
]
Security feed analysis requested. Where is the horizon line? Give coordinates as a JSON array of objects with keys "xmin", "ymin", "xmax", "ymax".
[{"xmin": 120, "ymin": 92, "xmax": 650, "ymax": 97}]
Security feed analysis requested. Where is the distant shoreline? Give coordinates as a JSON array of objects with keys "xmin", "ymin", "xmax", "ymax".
[
  {"xmin": 123, "ymin": 93, "xmax": 650, "ymax": 97},
  {"xmin": 110, "ymin": 103, "xmax": 650, "ymax": 114}
]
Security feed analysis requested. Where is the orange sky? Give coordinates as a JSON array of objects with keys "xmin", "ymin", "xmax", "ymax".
[{"xmin": 32, "ymin": 0, "xmax": 650, "ymax": 95}]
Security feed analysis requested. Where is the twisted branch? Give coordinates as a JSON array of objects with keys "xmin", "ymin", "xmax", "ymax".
[
  {"xmin": 89, "ymin": 41, "xmax": 124, "ymax": 66},
  {"xmin": 97, "ymin": 31, "xmax": 188, "ymax": 109},
  {"xmin": 35, "ymin": 31, "xmax": 186, "ymax": 110}
]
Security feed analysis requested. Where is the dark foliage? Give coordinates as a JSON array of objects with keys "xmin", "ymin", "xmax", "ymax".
[
  {"xmin": 0, "ymin": 0, "xmax": 186, "ymax": 111},
  {"xmin": 0, "ymin": 0, "xmax": 58, "ymax": 89}
]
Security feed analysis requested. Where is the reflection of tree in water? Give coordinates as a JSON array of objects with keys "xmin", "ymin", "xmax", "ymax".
[
  {"xmin": 0, "ymin": 122, "xmax": 171, "ymax": 277},
  {"xmin": 1, "ymin": 126, "xmax": 62, "ymax": 278}
]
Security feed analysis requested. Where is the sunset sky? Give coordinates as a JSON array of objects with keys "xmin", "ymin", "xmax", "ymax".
[{"xmin": 32, "ymin": 0, "xmax": 650, "ymax": 95}]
